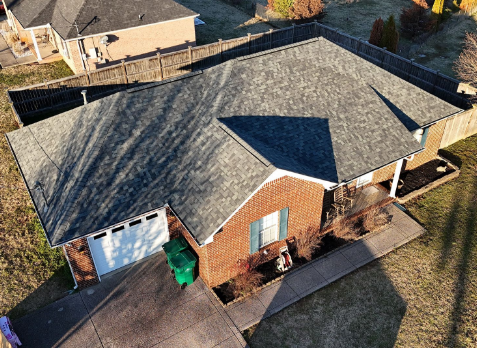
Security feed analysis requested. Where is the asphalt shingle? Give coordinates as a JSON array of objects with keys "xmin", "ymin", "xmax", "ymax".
[{"xmin": 6, "ymin": 38, "xmax": 462, "ymax": 246}]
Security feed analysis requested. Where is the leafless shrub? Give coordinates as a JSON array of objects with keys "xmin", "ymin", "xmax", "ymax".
[
  {"xmin": 363, "ymin": 207, "xmax": 391, "ymax": 232},
  {"xmin": 1, "ymin": 22, "xmax": 10, "ymax": 32},
  {"xmin": 296, "ymin": 225, "xmax": 322, "ymax": 261},
  {"xmin": 12, "ymin": 42, "xmax": 24, "ymax": 56},
  {"xmin": 332, "ymin": 217, "xmax": 360, "ymax": 241},
  {"xmin": 5, "ymin": 32, "xmax": 19, "ymax": 46},
  {"xmin": 454, "ymin": 32, "xmax": 477, "ymax": 98},
  {"xmin": 230, "ymin": 255, "xmax": 264, "ymax": 298}
]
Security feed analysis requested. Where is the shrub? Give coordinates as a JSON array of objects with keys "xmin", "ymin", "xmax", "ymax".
[
  {"xmin": 331, "ymin": 217, "xmax": 360, "ymax": 241},
  {"xmin": 290, "ymin": 0, "xmax": 324, "ymax": 19},
  {"xmin": 369, "ymin": 17, "xmax": 384, "ymax": 47},
  {"xmin": 296, "ymin": 225, "xmax": 323, "ymax": 261},
  {"xmin": 267, "ymin": 0, "xmax": 275, "ymax": 10},
  {"xmin": 380, "ymin": 15, "xmax": 399, "ymax": 53},
  {"xmin": 5, "ymin": 32, "xmax": 19, "ymax": 46},
  {"xmin": 431, "ymin": 0, "xmax": 444, "ymax": 29},
  {"xmin": 400, "ymin": 0, "xmax": 431, "ymax": 38},
  {"xmin": 13, "ymin": 42, "xmax": 24, "ymax": 56},
  {"xmin": 363, "ymin": 207, "xmax": 391, "ymax": 232},
  {"xmin": 230, "ymin": 255, "xmax": 264, "ymax": 298},
  {"xmin": 455, "ymin": 32, "xmax": 477, "ymax": 96},
  {"xmin": 273, "ymin": 0, "xmax": 295, "ymax": 17},
  {"xmin": 460, "ymin": 0, "xmax": 477, "ymax": 12}
]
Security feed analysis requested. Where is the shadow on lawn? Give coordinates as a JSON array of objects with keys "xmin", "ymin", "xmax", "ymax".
[{"xmin": 244, "ymin": 244, "xmax": 407, "ymax": 348}]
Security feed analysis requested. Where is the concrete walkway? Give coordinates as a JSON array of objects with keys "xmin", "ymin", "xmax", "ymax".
[{"xmin": 225, "ymin": 203, "xmax": 425, "ymax": 331}]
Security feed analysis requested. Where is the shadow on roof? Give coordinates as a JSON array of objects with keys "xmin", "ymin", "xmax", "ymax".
[{"xmin": 219, "ymin": 116, "xmax": 338, "ymax": 183}]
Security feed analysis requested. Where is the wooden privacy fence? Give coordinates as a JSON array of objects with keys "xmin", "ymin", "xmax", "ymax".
[
  {"xmin": 440, "ymin": 107, "xmax": 477, "ymax": 148},
  {"xmin": 8, "ymin": 21, "xmax": 468, "ymax": 125}
]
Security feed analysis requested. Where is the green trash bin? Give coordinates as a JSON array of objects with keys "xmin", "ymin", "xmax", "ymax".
[
  {"xmin": 169, "ymin": 250, "xmax": 197, "ymax": 289},
  {"xmin": 163, "ymin": 237, "xmax": 188, "ymax": 267}
]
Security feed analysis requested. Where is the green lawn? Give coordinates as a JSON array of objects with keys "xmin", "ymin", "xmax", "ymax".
[
  {"xmin": 244, "ymin": 135, "xmax": 477, "ymax": 347},
  {"xmin": 0, "ymin": 61, "xmax": 75, "ymax": 320}
]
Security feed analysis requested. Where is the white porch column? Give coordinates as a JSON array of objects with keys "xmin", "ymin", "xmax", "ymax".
[
  {"xmin": 390, "ymin": 158, "xmax": 404, "ymax": 198},
  {"xmin": 30, "ymin": 29, "xmax": 42, "ymax": 61}
]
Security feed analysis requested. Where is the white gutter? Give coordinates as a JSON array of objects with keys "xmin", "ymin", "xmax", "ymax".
[
  {"xmin": 63, "ymin": 14, "xmax": 199, "ymax": 42},
  {"xmin": 420, "ymin": 109, "xmax": 465, "ymax": 129},
  {"xmin": 63, "ymin": 245, "xmax": 79, "ymax": 290}
]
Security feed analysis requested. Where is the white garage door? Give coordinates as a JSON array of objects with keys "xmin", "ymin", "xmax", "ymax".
[{"xmin": 88, "ymin": 209, "xmax": 169, "ymax": 277}]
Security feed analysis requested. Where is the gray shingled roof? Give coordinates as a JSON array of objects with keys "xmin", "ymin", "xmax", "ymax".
[
  {"xmin": 5, "ymin": 0, "xmax": 197, "ymax": 40},
  {"xmin": 6, "ymin": 38, "xmax": 461, "ymax": 246}
]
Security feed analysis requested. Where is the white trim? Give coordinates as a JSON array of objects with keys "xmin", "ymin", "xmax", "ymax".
[
  {"xmin": 202, "ymin": 169, "xmax": 337, "ymax": 245},
  {"xmin": 356, "ymin": 171, "xmax": 374, "ymax": 187},
  {"xmin": 63, "ymin": 245, "xmax": 79, "ymax": 289},
  {"xmin": 63, "ymin": 15, "xmax": 199, "ymax": 42},
  {"xmin": 390, "ymin": 158, "xmax": 404, "ymax": 198},
  {"xmin": 54, "ymin": 205, "xmax": 168, "ymax": 248}
]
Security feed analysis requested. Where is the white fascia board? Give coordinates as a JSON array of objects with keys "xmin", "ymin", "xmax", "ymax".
[
  {"xmin": 63, "ymin": 15, "xmax": 199, "ymax": 42},
  {"xmin": 201, "ymin": 169, "xmax": 336, "ymax": 246}
]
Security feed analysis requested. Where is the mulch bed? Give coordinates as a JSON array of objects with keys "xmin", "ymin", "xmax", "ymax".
[
  {"xmin": 380, "ymin": 159, "xmax": 455, "ymax": 198},
  {"xmin": 213, "ymin": 217, "xmax": 373, "ymax": 305}
]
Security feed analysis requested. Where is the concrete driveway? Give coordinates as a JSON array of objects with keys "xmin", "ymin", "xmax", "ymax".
[{"xmin": 13, "ymin": 252, "xmax": 246, "ymax": 348}]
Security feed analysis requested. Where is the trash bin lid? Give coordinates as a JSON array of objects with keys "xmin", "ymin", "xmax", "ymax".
[
  {"xmin": 169, "ymin": 250, "xmax": 196, "ymax": 269},
  {"xmin": 163, "ymin": 237, "xmax": 188, "ymax": 254}
]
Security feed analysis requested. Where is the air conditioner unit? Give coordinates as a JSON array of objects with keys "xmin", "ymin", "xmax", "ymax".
[{"xmin": 99, "ymin": 36, "xmax": 109, "ymax": 45}]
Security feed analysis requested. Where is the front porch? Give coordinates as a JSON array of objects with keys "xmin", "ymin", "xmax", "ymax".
[{"xmin": 321, "ymin": 184, "xmax": 393, "ymax": 229}]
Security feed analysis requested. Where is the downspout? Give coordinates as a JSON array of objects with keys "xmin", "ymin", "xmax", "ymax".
[
  {"xmin": 63, "ymin": 245, "xmax": 79, "ymax": 290},
  {"xmin": 76, "ymin": 39, "xmax": 86, "ymax": 71}
]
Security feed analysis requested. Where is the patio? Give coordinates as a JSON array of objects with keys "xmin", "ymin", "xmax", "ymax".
[{"xmin": 322, "ymin": 184, "xmax": 392, "ymax": 228}]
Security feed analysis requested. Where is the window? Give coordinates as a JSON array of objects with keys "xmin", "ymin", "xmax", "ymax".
[
  {"xmin": 129, "ymin": 219, "xmax": 142, "ymax": 227},
  {"xmin": 258, "ymin": 211, "xmax": 279, "ymax": 248},
  {"xmin": 356, "ymin": 172, "xmax": 373, "ymax": 187},
  {"xmin": 93, "ymin": 232, "xmax": 107, "ymax": 240},
  {"xmin": 111, "ymin": 225, "xmax": 124, "ymax": 233},
  {"xmin": 146, "ymin": 213, "xmax": 158, "ymax": 221}
]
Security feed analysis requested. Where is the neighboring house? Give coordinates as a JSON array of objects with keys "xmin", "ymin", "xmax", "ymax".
[
  {"xmin": 3, "ymin": 0, "xmax": 198, "ymax": 73},
  {"xmin": 6, "ymin": 38, "xmax": 462, "ymax": 289}
]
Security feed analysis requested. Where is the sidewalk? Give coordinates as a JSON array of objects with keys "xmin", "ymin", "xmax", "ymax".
[{"xmin": 224, "ymin": 204, "xmax": 425, "ymax": 331}]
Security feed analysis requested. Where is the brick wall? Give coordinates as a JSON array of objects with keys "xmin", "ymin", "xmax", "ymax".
[
  {"xmin": 203, "ymin": 176, "xmax": 325, "ymax": 288},
  {"xmin": 405, "ymin": 120, "xmax": 446, "ymax": 170},
  {"xmin": 64, "ymin": 239, "xmax": 100, "ymax": 288}
]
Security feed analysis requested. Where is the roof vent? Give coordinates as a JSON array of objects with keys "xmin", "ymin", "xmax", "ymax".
[
  {"xmin": 139, "ymin": 14, "xmax": 145, "ymax": 21},
  {"xmin": 99, "ymin": 36, "xmax": 109, "ymax": 45}
]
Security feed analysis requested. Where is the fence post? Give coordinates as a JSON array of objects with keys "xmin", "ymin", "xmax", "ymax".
[
  {"xmin": 248, "ymin": 33, "xmax": 251, "ymax": 54},
  {"xmin": 408, "ymin": 59, "xmax": 414, "ymax": 81},
  {"xmin": 121, "ymin": 60, "xmax": 128, "ymax": 85},
  {"xmin": 356, "ymin": 38, "xmax": 361, "ymax": 54},
  {"xmin": 219, "ymin": 39, "xmax": 223, "ymax": 62},
  {"xmin": 157, "ymin": 53, "xmax": 163, "ymax": 81},
  {"xmin": 269, "ymin": 29, "xmax": 273, "ymax": 49},
  {"xmin": 84, "ymin": 70, "xmax": 90, "ymax": 86},
  {"xmin": 432, "ymin": 70, "xmax": 440, "ymax": 94},
  {"xmin": 188, "ymin": 46, "xmax": 193, "ymax": 72},
  {"xmin": 313, "ymin": 20, "xmax": 318, "ymax": 38},
  {"xmin": 381, "ymin": 47, "xmax": 387, "ymax": 69},
  {"xmin": 291, "ymin": 24, "xmax": 295, "ymax": 44},
  {"xmin": 44, "ymin": 79, "xmax": 54, "ymax": 108}
]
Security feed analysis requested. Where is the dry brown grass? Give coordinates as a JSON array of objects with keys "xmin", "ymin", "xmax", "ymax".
[
  {"xmin": 331, "ymin": 216, "xmax": 360, "ymax": 241},
  {"xmin": 296, "ymin": 225, "xmax": 323, "ymax": 261},
  {"xmin": 362, "ymin": 207, "xmax": 391, "ymax": 233},
  {"xmin": 230, "ymin": 255, "xmax": 265, "ymax": 298},
  {"xmin": 0, "ymin": 61, "xmax": 74, "ymax": 319}
]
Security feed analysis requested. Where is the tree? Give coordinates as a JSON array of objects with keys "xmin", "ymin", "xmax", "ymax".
[
  {"xmin": 400, "ymin": 0, "xmax": 431, "ymax": 38},
  {"xmin": 369, "ymin": 17, "xmax": 384, "ymax": 47},
  {"xmin": 380, "ymin": 15, "xmax": 399, "ymax": 53},
  {"xmin": 431, "ymin": 0, "xmax": 445, "ymax": 28},
  {"xmin": 454, "ymin": 32, "xmax": 477, "ymax": 90},
  {"xmin": 290, "ymin": 0, "xmax": 324, "ymax": 19},
  {"xmin": 272, "ymin": 0, "xmax": 295, "ymax": 17}
]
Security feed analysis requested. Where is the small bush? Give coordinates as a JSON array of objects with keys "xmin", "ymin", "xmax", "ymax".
[
  {"xmin": 369, "ymin": 17, "xmax": 384, "ymax": 47},
  {"xmin": 296, "ymin": 225, "xmax": 322, "ymax": 261},
  {"xmin": 267, "ymin": 0, "xmax": 275, "ymax": 9},
  {"xmin": 289, "ymin": 0, "xmax": 324, "ymax": 19},
  {"xmin": 5, "ymin": 32, "xmax": 19, "ymax": 46},
  {"xmin": 380, "ymin": 15, "xmax": 399, "ymax": 53},
  {"xmin": 400, "ymin": 0, "xmax": 431, "ymax": 38},
  {"xmin": 12, "ymin": 42, "xmax": 24, "ymax": 56},
  {"xmin": 230, "ymin": 256, "xmax": 264, "ymax": 298},
  {"xmin": 332, "ymin": 217, "xmax": 360, "ymax": 241},
  {"xmin": 363, "ymin": 207, "xmax": 391, "ymax": 232},
  {"xmin": 1, "ymin": 22, "xmax": 10, "ymax": 32}
]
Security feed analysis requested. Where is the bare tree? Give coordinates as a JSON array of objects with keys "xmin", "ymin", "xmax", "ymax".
[{"xmin": 454, "ymin": 32, "xmax": 477, "ymax": 91}]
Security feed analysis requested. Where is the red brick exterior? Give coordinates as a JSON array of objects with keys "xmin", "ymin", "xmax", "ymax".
[{"xmin": 64, "ymin": 239, "xmax": 100, "ymax": 289}]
